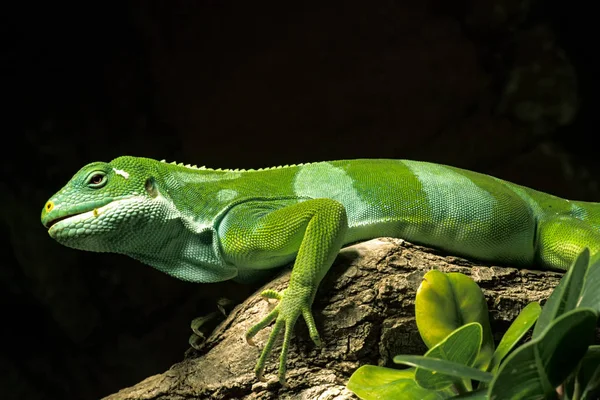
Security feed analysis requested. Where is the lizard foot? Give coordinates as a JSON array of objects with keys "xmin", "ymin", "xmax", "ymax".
[
  {"xmin": 189, "ymin": 298, "xmax": 235, "ymax": 350},
  {"xmin": 245, "ymin": 287, "xmax": 321, "ymax": 385}
]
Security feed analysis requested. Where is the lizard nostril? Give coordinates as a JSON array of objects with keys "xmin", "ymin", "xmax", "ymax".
[{"xmin": 45, "ymin": 201, "xmax": 54, "ymax": 212}]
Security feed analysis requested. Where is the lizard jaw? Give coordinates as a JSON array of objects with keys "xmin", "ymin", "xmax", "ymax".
[
  {"xmin": 44, "ymin": 211, "xmax": 87, "ymax": 229},
  {"xmin": 45, "ymin": 196, "xmax": 146, "ymax": 241},
  {"xmin": 46, "ymin": 209, "xmax": 99, "ymax": 233},
  {"xmin": 42, "ymin": 197, "xmax": 118, "ymax": 231}
]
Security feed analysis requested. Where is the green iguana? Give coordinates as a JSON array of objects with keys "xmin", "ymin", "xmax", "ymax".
[{"xmin": 40, "ymin": 156, "xmax": 600, "ymax": 383}]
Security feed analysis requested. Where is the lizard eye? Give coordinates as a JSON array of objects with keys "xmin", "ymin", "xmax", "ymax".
[{"xmin": 87, "ymin": 172, "xmax": 107, "ymax": 188}]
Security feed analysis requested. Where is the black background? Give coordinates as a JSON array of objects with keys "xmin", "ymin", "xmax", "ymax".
[{"xmin": 2, "ymin": 1, "xmax": 598, "ymax": 399}]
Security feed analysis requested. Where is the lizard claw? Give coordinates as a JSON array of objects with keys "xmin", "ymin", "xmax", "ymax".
[
  {"xmin": 246, "ymin": 287, "xmax": 319, "ymax": 384},
  {"xmin": 279, "ymin": 376, "xmax": 288, "ymax": 387},
  {"xmin": 255, "ymin": 368, "xmax": 267, "ymax": 382}
]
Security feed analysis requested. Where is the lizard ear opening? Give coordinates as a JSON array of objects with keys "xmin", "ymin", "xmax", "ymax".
[{"xmin": 145, "ymin": 177, "xmax": 159, "ymax": 198}]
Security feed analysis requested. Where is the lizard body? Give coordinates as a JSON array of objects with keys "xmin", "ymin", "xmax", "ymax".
[{"xmin": 41, "ymin": 156, "xmax": 600, "ymax": 382}]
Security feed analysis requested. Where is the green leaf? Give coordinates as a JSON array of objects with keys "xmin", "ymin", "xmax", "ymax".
[
  {"xmin": 487, "ymin": 302, "xmax": 541, "ymax": 374},
  {"xmin": 565, "ymin": 345, "xmax": 600, "ymax": 400},
  {"xmin": 580, "ymin": 353, "xmax": 600, "ymax": 400},
  {"xmin": 532, "ymin": 248, "xmax": 589, "ymax": 339},
  {"xmin": 393, "ymin": 355, "xmax": 493, "ymax": 383},
  {"xmin": 489, "ymin": 308, "xmax": 598, "ymax": 400},
  {"xmin": 346, "ymin": 365, "xmax": 446, "ymax": 400},
  {"xmin": 415, "ymin": 271, "xmax": 495, "ymax": 369},
  {"xmin": 448, "ymin": 389, "xmax": 489, "ymax": 399},
  {"xmin": 415, "ymin": 322, "xmax": 483, "ymax": 390},
  {"xmin": 578, "ymin": 255, "xmax": 600, "ymax": 314}
]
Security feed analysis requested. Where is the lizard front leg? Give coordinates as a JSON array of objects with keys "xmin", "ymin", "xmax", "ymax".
[{"xmin": 218, "ymin": 198, "xmax": 348, "ymax": 384}]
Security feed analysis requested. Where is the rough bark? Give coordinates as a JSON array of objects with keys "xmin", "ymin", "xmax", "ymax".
[{"xmin": 104, "ymin": 238, "xmax": 566, "ymax": 400}]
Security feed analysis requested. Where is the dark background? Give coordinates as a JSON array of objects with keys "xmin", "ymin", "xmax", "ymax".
[{"xmin": 2, "ymin": 1, "xmax": 598, "ymax": 399}]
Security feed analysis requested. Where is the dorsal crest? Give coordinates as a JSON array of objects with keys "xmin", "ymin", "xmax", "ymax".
[{"xmin": 159, "ymin": 159, "xmax": 311, "ymax": 173}]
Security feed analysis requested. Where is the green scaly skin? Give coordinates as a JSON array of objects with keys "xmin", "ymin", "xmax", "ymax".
[{"xmin": 40, "ymin": 156, "xmax": 600, "ymax": 383}]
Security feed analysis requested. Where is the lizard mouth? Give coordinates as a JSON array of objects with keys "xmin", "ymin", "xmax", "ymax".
[
  {"xmin": 43, "ymin": 198, "xmax": 117, "ymax": 230},
  {"xmin": 45, "ymin": 211, "xmax": 88, "ymax": 229}
]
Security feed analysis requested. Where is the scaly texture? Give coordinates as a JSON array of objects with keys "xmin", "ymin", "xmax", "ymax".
[{"xmin": 40, "ymin": 156, "xmax": 600, "ymax": 383}]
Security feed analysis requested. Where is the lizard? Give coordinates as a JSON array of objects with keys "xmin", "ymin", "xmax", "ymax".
[{"xmin": 40, "ymin": 156, "xmax": 600, "ymax": 384}]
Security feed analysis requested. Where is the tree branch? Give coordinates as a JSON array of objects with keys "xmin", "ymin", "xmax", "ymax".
[{"xmin": 104, "ymin": 238, "xmax": 565, "ymax": 400}]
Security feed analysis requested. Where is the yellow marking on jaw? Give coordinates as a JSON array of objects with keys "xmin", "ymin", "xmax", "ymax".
[
  {"xmin": 45, "ymin": 201, "xmax": 54, "ymax": 212},
  {"xmin": 93, "ymin": 208, "xmax": 99, "ymax": 217}
]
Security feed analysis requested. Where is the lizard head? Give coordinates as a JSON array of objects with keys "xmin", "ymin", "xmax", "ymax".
[{"xmin": 41, "ymin": 156, "xmax": 162, "ymax": 253}]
